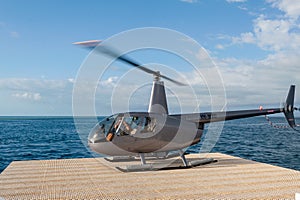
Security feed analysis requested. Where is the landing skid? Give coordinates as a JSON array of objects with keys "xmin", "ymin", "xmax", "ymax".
[
  {"xmin": 104, "ymin": 156, "xmax": 137, "ymax": 162},
  {"xmin": 115, "ymin": 157, "xmax": 216, "ymax": 172},
  {"xmin": 104, "ymin": 152, "xmax": 187, "ymax": 162},
  {"xmin": 105, "ymin": 150, "xmax": 216, "ymax": 172}
]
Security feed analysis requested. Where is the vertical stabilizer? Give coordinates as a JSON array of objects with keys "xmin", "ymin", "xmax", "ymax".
[{"xmin": 284, "ymin": 85, "xmax": 296, "ymax": 128}]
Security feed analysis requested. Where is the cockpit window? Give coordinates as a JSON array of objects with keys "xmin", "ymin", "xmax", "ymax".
[
  {"xmin": 96, "ymin": 114, "xmax": 118, "ymax": 137},
  {"xmin": 143, "ymin": 116, "xmax": 156, "ymax": 132},
  {"xmin": 113, "ymin": 115, "xmax": 156, "ymax": 136},
  {"xmin": 89, "ymin": 114, "xmax": 158, "ymax": 143}
]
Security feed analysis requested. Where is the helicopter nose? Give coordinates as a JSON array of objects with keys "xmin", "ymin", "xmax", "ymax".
[
  {"xmin": 88, "ymin": 135, "xmax": 96, "ymax": 144},
  {"xmin": 88, "ymin": 132, "xmax": 105, "ymax": 144},
  {"xmin": 88, "ymin": 124, "xmax": 106, "ymax": 144}
]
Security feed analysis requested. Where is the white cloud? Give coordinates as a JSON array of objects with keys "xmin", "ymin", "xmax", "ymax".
[
  {"xmin": 0, "ymin": 78, "xmax": 74, "ymax": 115},
  {"xmin": 239, "ymin": 32, "xmax": 256, "ymax": 43},
  {"xmin": 254, "ymin": 16, "xmax": 299, "ymax": 51},
  {"xmin": 230, "ymin": 16, "xmax": 299, "ymax": 52},
  {"xmin": 215, "ymin": 44, "xmax": 225, "ymax": 50},
  {"xmin": 214, "ymin": 2, "xmax": 300, "ymax": 105},
  {"xmin": 228, "ymin": 0, "xmax": 300, "ymax": 53},
  {"xmin": 267, "ymin": 0, "xmax": 300, "ymax": 19},
  {"xmin": 226, "ymin": 0, "xmax": 247, "ymax": 3},
  {"xmin": 10, "ymin": 31, "xmax": 19, "ymax": 38},
  {"xmin": 0, "ymin": 78, "xmax": 70, "ymax": 91},
  {"xmin": 68, "ymin": 78, "xmax": 75, "ymax": 83},
  {"xmin": 180, "ymin": 0, "xmax": 198, "ymax": 3},
  {"xmin": 211, "ymin": 54, "xmax": 300, "ymax": 108},
  {"xmin": 0, "ymin": 22, "xmax": 20, "ymax": 39},
  {"xmin": 99, "ymin": 76, "xmax": 118, "ymax": 87},
  {"xmin": 13, "ymin": 92, "xmax": 41, "ymax": 101}
]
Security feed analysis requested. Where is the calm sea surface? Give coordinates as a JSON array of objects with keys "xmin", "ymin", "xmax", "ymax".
[{"xmin": 0, "ymin": 116, "xmax": 299, "ymax": 172}]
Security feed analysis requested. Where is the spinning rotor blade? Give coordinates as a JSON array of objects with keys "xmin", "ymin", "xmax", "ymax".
[
  {"xmin": 159, "ymin": 74, "xmax": 186, "ymax": 86},
  {"xmin": 74, "ymin": 40, "xmax": 186, "ymax": 86}
]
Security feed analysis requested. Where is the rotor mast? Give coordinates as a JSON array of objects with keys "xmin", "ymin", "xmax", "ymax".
[{"xmin": 148, "ymin": 72, "xmax": 169, "ymax": 114}]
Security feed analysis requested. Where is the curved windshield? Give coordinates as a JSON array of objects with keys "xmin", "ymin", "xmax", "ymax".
[
  {"xmin": 88, "ymin": 115, "xmax": 118, "ymax": 143},
  {"xmin": 88, "ymin": 114, "xmax": 158, "ymax": 143}
]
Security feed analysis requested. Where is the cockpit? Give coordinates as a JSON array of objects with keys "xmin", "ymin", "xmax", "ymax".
[{"xmin": 88, "ymin": 113, "xmax": 156, "ymax": 143}]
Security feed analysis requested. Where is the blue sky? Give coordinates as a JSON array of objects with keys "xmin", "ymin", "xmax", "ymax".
[{"xmin": 1, "ymin": 0, "xmax": 300, "ymax": 116}]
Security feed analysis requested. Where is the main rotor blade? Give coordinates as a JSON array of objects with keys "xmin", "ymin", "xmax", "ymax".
[
  {"xmin": 160, "ymin": 74, "xmax": 187, "ymax": 86},
  {"xmin": 98, "ymin": 45, "xmax": 158, "ymax": 75},
  {"xmin": 104, "ymin": 49, "xmax": 186, "ymax": 86},
  {"xmin": 74, "ymin": 40, "xmax": 186, "ymax": 86}
]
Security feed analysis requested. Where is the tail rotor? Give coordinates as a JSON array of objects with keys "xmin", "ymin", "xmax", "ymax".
[{"xmin": 265, "ymin": 85, "xmax": 299, "ymax": 130}]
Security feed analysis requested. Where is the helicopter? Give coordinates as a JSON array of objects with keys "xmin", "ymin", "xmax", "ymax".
[{"xmin": 74, "ymin": 40, "xmax": 298, "ymax": 171}]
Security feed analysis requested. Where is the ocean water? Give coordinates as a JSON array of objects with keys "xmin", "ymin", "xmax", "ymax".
[{"xmin": 0, "ymin": 116, "xmax": 299, "ymax": 173}]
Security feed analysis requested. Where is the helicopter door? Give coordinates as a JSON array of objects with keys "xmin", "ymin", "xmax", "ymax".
[
  {"xmin": 113, "ymin": 116, "xmax": 144, "ymax": 136},
  {"xmin": 144, "ymin": 116, "xmax": 156, "ymax": 132},
  {"xmin": 128, "ymin": 116, "xmax": 156, "ymax": 135}
]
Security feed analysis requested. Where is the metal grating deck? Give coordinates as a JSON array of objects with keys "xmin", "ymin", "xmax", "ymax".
[{"xmin": 0, "ymin": 153, "xmax": 299, "ymax": 199}]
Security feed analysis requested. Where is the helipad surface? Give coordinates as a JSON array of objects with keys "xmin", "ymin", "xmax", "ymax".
[{"xmin": 0, "ymin": 153, "xmax": 299, "ymax": 199}]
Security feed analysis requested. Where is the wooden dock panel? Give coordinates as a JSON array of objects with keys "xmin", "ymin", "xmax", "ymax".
[{"xmin": 0, "ymin": 153, "xmax": 299, "ymax": 199}]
